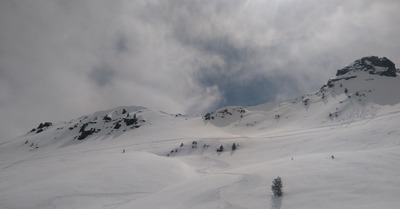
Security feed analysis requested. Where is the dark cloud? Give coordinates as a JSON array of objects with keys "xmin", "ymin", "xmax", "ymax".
[
  {"xmin": 115, "ymin": 35, "xmax": 129, "ymax": 54},
  {"xmin": 89, "ymin": 64, "xmax": 116, "ymax": 87},
  {"xmin": 141, "ymin": 0, "xmax": 336, "ymax": 108},
  {"xmin": 200, "ymin": 72, "xmax": 299, "ymax": 110},
  {"xmin": 1, "ymin": 0, "xmax": 400, "ymax": 139}
]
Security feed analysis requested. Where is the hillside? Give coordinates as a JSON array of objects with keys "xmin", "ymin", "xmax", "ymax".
[
  {"xmin": 1, "ymin": 56, "xmax": 400, "ymax": 209},
  {"xmin": 204, "ymin": 56, "xmax": 400, "ymax": 133}
]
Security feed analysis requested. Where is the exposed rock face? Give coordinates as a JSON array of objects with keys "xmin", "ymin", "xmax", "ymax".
[
  {"xmin": 336, "ymin": 56, "xmax": 398, "ymax": 77},
  {"xmin": 30, "ymin": 122, "xmax": 53, "ymax": 133},
  {"xmin": 27, "ymin": 106, "xmax": 146, "ymax": 141},
  {"xmin": 204, "ymin": 107, "xmax": 245, "ymax": 121}
]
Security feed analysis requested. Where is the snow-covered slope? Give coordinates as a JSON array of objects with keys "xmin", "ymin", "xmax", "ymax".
[
  {"xmin": 1, "ymin": 56, "xmax": 400, "ymax": 209},
  {"xmin": 204, "ymin": 56, "xmax": 400, "ymax": 134}
]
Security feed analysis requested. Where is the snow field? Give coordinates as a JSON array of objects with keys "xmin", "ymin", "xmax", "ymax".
[{"xmin": 1, "ymin": 114, "xmax": 400, "ymax": 209}]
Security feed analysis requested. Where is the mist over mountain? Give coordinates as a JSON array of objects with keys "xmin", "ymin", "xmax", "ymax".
[
  {"xmin": 1, "ymin": 56, "xmax": 400, "ymax": 209},
  {"xmin": 2, "ymin": 0, "xmax": 400, "ymax": 141}
]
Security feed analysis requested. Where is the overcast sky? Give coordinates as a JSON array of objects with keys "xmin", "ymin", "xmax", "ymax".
[{"xmin": 1, "ymin": 0, "xmax": 400, "ymax": 140}]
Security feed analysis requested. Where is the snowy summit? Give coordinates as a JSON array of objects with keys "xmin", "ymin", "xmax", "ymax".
[
  {"xmin": 1, "ymin": 56, "xmax": 400, "ymax": 209},
  {"xmin": 336, "ymin": 56, "xmax": 398, "ymax": 77}
]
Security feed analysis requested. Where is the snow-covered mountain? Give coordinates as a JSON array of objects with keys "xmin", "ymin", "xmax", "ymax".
[
  {"xmin": 1, "ymin": 56, "xmax": 400, "ymax": 209},
  {"xmin": 204, "ymin": 56, "xmax": 400, "ymax": 131}
]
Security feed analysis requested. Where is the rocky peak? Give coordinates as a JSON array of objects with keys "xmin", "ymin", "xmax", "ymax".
[{"xmin": 336, "ymin": 56, "xmax": 398, "ymax": 77}]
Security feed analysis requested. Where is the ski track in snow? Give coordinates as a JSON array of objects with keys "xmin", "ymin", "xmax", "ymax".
[{"xmin": 215, "ymin": 173, "xmax": 264, "ymax": 209}]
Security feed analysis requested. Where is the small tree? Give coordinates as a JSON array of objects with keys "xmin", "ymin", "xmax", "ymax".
[
  {"xmin": 217, "ymin": 145, "xmax": 224, "ymax": 152},
  {"xmin": 271, "ymin": 176, "xmax": 283, "ymax": 197},
  {"xmin": 232, "ymin": 143, "xmax": 237, "ymax": 151}
]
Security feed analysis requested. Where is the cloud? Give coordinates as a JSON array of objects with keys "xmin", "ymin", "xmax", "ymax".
[
  {"xmin": 1, "ymin": 0, "xmax": 400, "ymax": 139},
  {"xmin": 89, "ymin": 64, "xmax": 116, "ymax": 87},
  {"xmin": 115, "ymin": 35, "xmax": 129, "ymax": 54}
]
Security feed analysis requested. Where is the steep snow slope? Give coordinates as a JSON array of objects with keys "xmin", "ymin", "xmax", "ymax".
[{"xmin": 1, "ymin": 56, "xmax": 400, "ymax": 209}]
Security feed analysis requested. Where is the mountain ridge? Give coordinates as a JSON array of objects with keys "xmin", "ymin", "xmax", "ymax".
[
  {"xmin": 336, "ymin": 56, "xmax": 398, "ymax": 77},
  {"xmin": 203, "ymin": 56, "xmax": 400, "ymax": 130},
  {"xmin": 18, "ymin": 56, "xmax": 400, "ymax": 142}
]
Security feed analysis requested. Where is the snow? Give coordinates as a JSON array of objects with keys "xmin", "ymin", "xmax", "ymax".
[{"xmin": 1, "ymin": 69, "xmax": 400, "ymax": 208}]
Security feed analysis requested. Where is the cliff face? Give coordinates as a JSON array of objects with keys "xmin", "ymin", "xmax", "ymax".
[{"xmin": 336, "ymin": 56, "xmax": 398, "ymax": 77}]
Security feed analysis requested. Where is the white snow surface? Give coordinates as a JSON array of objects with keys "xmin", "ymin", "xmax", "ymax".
[{"xmin": 1, "ymin": 70, "xmax": 400, "ymax": 209}]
